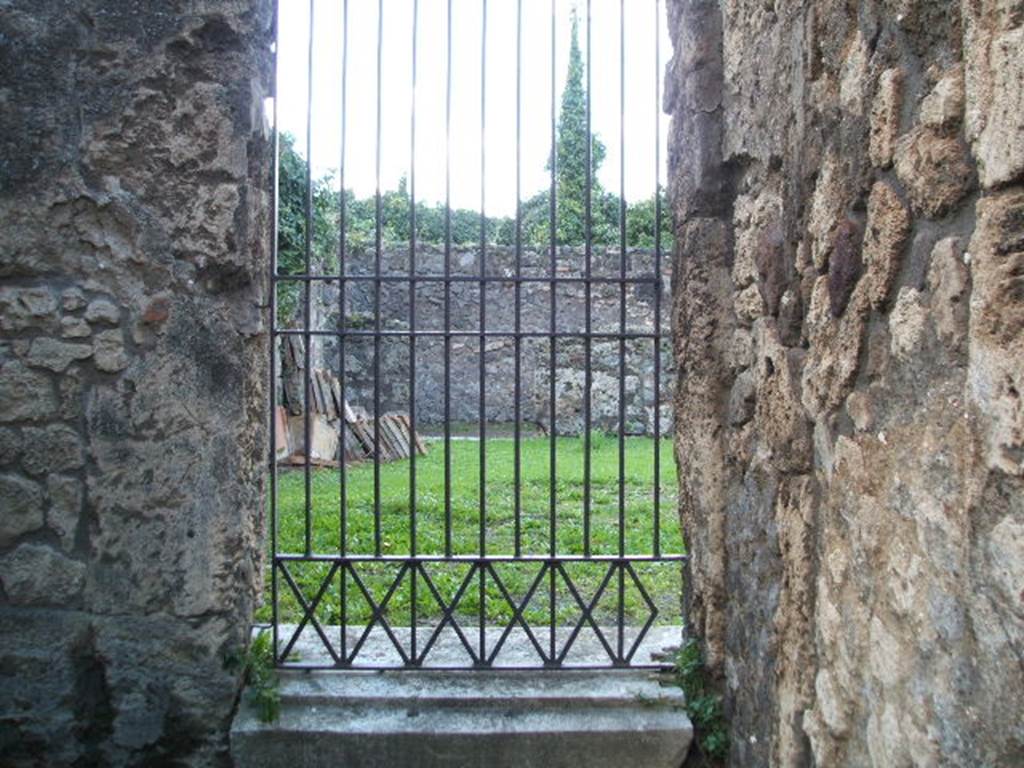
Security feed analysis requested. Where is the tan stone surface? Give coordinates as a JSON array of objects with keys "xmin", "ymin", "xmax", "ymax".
[
  {"xmin": 862, "ymin": 181, "xmax": 911, "ymax": 309},
  {"xmin": 963, "ymin": 4, "xmax": 1024, "ymax": 188},
  {"xmin": 894, "ymin": 127, "xmax": 976, "ymax": 217},
  {"xmin": 667, "ymin": 1, "xmax": 1023, "ymax": 765},
  {"xmin": 870, "ymin": 68, "xmax": 903, "ymax": 168}
]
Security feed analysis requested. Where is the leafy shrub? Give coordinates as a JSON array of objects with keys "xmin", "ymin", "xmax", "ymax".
[{"xmin": 674, "ymin": 639, "xmax": 729, "ymax": 763}]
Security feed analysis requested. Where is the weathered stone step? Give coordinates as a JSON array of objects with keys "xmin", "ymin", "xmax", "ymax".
[{"xmin": 231, "ymin": 670, "xmax": 692, "ymax": 768}]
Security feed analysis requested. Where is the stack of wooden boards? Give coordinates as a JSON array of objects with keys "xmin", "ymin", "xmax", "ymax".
[{"xmin": 275, "ymin": 360, "xmax": 426, "ymax": 467}]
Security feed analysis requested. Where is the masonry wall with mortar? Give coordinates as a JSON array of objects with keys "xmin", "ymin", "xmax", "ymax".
[
  {"xmin": 297, "ymin": 245, "xmax": 675, "ymax": 436},
  {"xmin": 666, "ymin": 0, "xmax": 1023, "ymax": 765},
  {"xmin": 0, "ymin": 2, "xmax": 272, "ymax": 765}
]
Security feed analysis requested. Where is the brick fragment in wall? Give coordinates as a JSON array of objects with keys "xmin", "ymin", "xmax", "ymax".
[{"xmin": 827, "ymin": 218, "xmax": 863, "ymax": 318}]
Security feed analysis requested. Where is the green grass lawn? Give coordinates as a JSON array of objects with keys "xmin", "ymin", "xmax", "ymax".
[{"xmin": 259, "ymin": 435, "xmax": 684, "ymax": 627}]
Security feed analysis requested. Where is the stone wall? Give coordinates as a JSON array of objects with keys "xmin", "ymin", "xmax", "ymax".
[
  {"xmin": 666, "ymin": 0, "xmax": 1023, "ymax": 765},
  {"xmin": 0, "ymin": 2, "xmax": 271, "ymax": 766},
  {"xmin": 300, "ymin": 245, "xmax": 674, "ymax": 435}
]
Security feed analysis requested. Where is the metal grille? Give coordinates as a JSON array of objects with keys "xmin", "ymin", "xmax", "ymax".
[{"xmin": 268, "ymin": 0, "xmax": 683, "ymax": 670}]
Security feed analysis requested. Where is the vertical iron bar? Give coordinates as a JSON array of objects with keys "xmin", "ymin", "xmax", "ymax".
[
  {"xmin": 409, "ymin": 0, "xmax": 419, "ymax": 664},
  {"xmin": 269, "ymin": 0, "xmax": 281, "ymax": 663},
  {"xmin": 653, "ymin": 0, "xmax": 662, "ymax": 558},
  {"xmin": 339, "ymin": 0, "xmax": 350, "ymax": 663},
  {"xmin": 443, "ymin": 0, "xmax": 453, "ymax": 559},
  {"xmin": 303, "ymin": 0, "xmax": 315, "ymax": 557},
  {"xmin": 583, "ymin": 0, "xmax": 592, "ymax": 557},
  {"xmin": 373, "ymin": 0, "xmax": 383, "ymax": 558},
  {"xmin": 513, "ymin": 0, "xmax": 523, "ymax": 559},
  {"xmin": 478, "ymin": 0, "xmax": 488, "ymax": 663},
  {"xmin": 617, "ymin": 0, "xmax": 626, "ymax": 661},
  {"xmin": 548, "ymin": 0, "xmax": 557, "ymax": 662}
]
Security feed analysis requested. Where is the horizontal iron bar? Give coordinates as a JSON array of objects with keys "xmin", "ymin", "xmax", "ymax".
[
  {"xmin": 274, "ymin": 274, "xmax": 662, "ymax": 285},
  {"xmin": 274, "ymin": 662, "xmax": 670, "ymax": 671},
  {"xmin": 273, "ymin": 553, "xmax": 688, "ymax": 563},
  {"xmin": 275, "ymin": 329, "xmax": 663, "ymax": 339}
]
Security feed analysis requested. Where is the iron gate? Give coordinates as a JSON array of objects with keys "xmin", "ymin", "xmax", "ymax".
[{"xmin": 268, "ymin": 0, "xmax": 684, "ymax": 670}]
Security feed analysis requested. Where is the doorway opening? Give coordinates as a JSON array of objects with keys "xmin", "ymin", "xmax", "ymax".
[{"xmin": 263, "ymin": 0, "xmax": 682, "ymax": 669}]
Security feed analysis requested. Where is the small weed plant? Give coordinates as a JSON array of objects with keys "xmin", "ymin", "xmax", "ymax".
[
  {"xmin": 225, "ymin": 630, "xmax": 281, "ymax": 724},
  {"xmin": 675, "ymin": 639, "xmax": 729, "ymax": 763}
]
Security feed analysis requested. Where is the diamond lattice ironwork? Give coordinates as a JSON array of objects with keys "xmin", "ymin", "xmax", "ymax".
[{"xmin": 267, "ymin": 0, "xmax": 684, "ymax": 671}]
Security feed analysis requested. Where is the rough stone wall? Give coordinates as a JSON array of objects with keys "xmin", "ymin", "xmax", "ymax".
[
  {"xmin": 301, "ymin": 245, "xmax": 674, "ymax": 435},
  {"xmin": 666, "ymin": 0, "xmax": 1023, "ymax": 765},
  {"xmin": 0, "ymin": 2, "xmax": 271, "ymax": 765}
]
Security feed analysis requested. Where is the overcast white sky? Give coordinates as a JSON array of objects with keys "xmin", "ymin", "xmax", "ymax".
[{"xmin": 275, "ymin": 0, "xmax": 670, "ymax": 217}]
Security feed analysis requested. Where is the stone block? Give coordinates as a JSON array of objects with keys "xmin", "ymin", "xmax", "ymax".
[
  {"xmin": 84, "ymin": 298, "xmax": 121, "ymax": 324},
  {"xmin": 0, "ymin": 361, "xmax": 58, "ymax": 422},
  {"xmin": 889, "ymin": 287, "xmax": 927, "ymax": 360},
  {"xmin": 870, "ymin": 68, "xmax": 904, "ymax": 168},
  {"xmin": 232, "ymin": 669, "xmax": 692, "ymax": 768},
  {"xmin": 0, "ymin": 544, "xmax": 85, "ymax": 605},
  {"xmin": 92, "ymin": 329, "xmax": 129, "ymax": 372},
  {"xmin": 0, "ymin": 473, "xmax": 44, "ymax": 546},
  {"xmin": 60, "ymin": 316, "xmax": 92, "ymax": 338},
  {"xmin": 25, "ymin": 337, "xmax": 93, "ymax": 373},
  {"xmin": 47, "ymin": 474, "xmax": 82, "ymax": 552},
  {"xmin": 863, "ymin": 181, "xmax": 911, "ymax": 309},
  {"xmin": 0, "ymin": 426, "xmax": 21, "ymax": 465},
  {"xmin": 919, "ymin": 66, "xmax": 965, "ymax": 130},
  {"xmin": 927, "ymin": 237, "xmax": 968, "ymax": 349},
  {"xmin": 894, "ymin": 128, "xmax": 975, "ymax": 218},
  {"xmin": 21, "ymin": 424, "xmax": 85, "ymax": 475},
  {"xmin": 0, "ymin": 287, "xmax": 59, "ymax": 333},
  {"xmin": 964, "ymin": 19, "xmax": 1024, "ymax": 188}
]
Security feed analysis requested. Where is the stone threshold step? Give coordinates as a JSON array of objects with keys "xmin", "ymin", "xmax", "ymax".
[
  {"xmin": 261, "ymin": 669, "xmax": 682, "ymax": 708},
  {"xmin": 231, "ymin": 670, "xmax": 692, "ymax": 768}
]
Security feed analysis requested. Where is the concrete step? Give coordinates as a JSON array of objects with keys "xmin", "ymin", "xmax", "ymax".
[{"xmin": 231, "ymin": 670, "xmax": 692, "ymax": 768}]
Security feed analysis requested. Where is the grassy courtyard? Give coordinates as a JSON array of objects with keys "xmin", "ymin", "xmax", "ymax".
[{"xmin": 259, "ymin": 435, "xmax": 683, "ymax": 627}]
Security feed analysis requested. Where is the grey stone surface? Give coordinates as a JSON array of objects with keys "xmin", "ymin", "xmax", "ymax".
[
  {"xmin": 667, "ymin": 0, "xmax": 1024, "ymax": 765},
  {"xmin": 0, "ymin": 473, "xmax": 44, "ymax": 546},
  {"xmin": 0, "ymin": 543, "xmax": 86, "ymax": 605},
  {"xmin": 0, "ymin": 1, "xmax": 272, "ymax": 765},
  {"xmin": 232, "ymin": 668, "xmax": 692, "ymax": 768}
]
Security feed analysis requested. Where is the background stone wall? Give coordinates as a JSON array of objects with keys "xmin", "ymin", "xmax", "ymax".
[
  {"xmin": 0, "ymin": 2, "xmax": 271, "ymax": 765},
  {"xmin": 667, "ymin": 0, "xmax": 1023, "ymax": 765},
  {"xmin": 299, "ymin": 245, "xmax": 674, "ymax": 435}
]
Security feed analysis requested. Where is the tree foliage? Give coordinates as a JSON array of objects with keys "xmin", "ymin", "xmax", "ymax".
[
  {"xmin": 275, "ymin": 17, "xmax": 672, "ymax": 296},
  {"xmin": 549, "ymin": 11, "xmax": 607, "ymax": 244}
]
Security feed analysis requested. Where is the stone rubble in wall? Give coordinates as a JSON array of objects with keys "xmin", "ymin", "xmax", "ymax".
[
  {"xmin": 0, "ymin": 3, "xmax": 272, "ymax": 763},
  {"xmin": 299, "ymin": 245, "xmax": 675, "ymax": 437},
  {"xmin": 667, "ymin": 0, "xmax": 1024, "ymax": 765}
]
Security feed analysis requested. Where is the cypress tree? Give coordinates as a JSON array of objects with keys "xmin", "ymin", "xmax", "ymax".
[{"xmin": 549, "ymin": 10, "xmax": 606, "ymax": 245}]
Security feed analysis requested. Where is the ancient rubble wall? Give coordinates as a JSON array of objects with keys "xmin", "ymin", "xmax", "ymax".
[
  {"xmin": 0, "ymin": 2, "xmax": 272, "ymax": 765},
  {"xmin": 666, "ymin": 0, "xmax": 1023, "ymax": 765},
  {"xmin": 298, "ymin": 245, "xmax": 674, "ymax": 435}
]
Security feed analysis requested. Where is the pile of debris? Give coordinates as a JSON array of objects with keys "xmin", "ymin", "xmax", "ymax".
[{"xmin": 276, "ymin": 338, "xmax": 426, "ymax": 467}]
